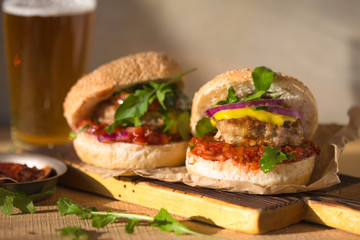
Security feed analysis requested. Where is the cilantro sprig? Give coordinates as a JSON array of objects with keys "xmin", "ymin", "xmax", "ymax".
[
  {"xmin": 57, "ymin": 198, "xmax": 223, "ymax": 239},
  {"xmin": 0, "ymin": 187, "xmax": 56, "ymax": 215},
  {"xmin": 259, "ymin": 147, "xmax": 295, "ymax": 173},
  {"xmin": 105, "ymin": 68, "xmax": 196, "ymax": 134}
]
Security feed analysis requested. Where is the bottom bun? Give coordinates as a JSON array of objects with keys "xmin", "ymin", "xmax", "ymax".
[
  {"xmin": 186, "ymin": 150, "xmax": 315, "ymax": 187},
  {"xmin": 74, "ymin": 132, "xmax": 188, "ymax": 169}
]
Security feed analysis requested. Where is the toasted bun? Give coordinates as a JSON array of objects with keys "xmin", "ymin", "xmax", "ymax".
[
  {"xmin": 74, "ymin": 132, "xmax": 188, "ymax": 169},
  {"xmin": 186, "ymin": 150, "xmax": 315, "ymax": 187},
  {"xmin": 190, "ymin": 68, "xmax": 318, "ymax": 140},
  {"xmin": 64, "ymin": 51, "xmax": 184, "ymax": 129}
]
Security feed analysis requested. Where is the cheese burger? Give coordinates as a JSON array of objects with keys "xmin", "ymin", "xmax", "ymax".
[
  {"xmin": 64, "ymin": 52, "xmax": 193, "ymax": 170},
  {"xmin": 186, "ymin": 67, "xmax": 320, "ymax": 187}
]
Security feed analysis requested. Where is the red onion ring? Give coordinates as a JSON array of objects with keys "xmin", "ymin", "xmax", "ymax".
[
  {"xmin": 98, "ymin": 130, "xmax": 130, "ymax": 143},
  {"xmin": 205, "ymin": 99, "xmax": 284, "ymax": 117},
  {"xmin": 98, "ymin": 132, "xmax": 117, "ymax": 143},
  {"xmin": 267, "ymin": 107, "xmax": 303, "ymax": 118}
]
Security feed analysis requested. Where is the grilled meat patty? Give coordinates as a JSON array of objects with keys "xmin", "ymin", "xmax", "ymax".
[{"xmin": 214, "ymin": 116, "xmax": 304, "ymax": 146}]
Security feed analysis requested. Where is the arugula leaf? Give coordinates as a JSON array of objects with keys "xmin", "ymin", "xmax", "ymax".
[
  {"xmin": 106, "ymin": 68, "xmax": 196, "ymax": 134},
  {"xmin": 195, "ymin": 117, "xmax": 217, "ymax": 137},
  {"xmin": 69, "ymin": 123, "xmax": 90, "ymax": 140},
  {"xmin": 162, "ymin": 111, "xmax": 176, "ymax": 133},
  {"xmin": 212, "ymin": 66, "xmax": 276, "ymax": 106},
  {"xmin": 0, "ymin": 186, "xmax": 55, "ymax": 215},
  {"xmin": 215, "ymin": 86, "xmax": 240, "ymax": 106},
  {"xmin": 259, "ymin": 147, "xmax": 295, "ymax": 173},
  {"xmin": 251, "ymin": 66, "xmax": 274, "ymax": 91},
  {"xmin": 56, "ymin": 226, "xmax": 88, "ymax": 240},
  {"xmin": 241, "ymin": 90, "xmax": 266, "ymax": 102},
  {"xmin": 57, "ymin": 198, "xmax": 223, "ymax": 239},
  {"xmin": 177, "ymin": 111, "xmax": 190, "ymax": 141}
]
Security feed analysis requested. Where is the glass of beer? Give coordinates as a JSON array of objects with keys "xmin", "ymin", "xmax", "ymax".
[{"xmin": 2, "ymin": 0, "xmax": 97, "ymax": 150}]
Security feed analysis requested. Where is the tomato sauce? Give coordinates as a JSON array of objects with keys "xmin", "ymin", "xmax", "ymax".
[
  {"xmin": 189, "ymin": 135, "xmax": 320, "ymax": 172},
  {"xmin": 76, "ymin": 119, "xmax": 183, "ymax": 145}
]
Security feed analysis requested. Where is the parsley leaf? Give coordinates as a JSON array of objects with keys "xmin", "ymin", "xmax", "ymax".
[
  {"xmin": 69, "ymin": 123, "xmax": 90, "ymax": 140},
  {"xmin": 0, "ymin": 186, "xmax": 56, "ymax": 215},
  {"xmin": 195, "ymin": 117, "xmax": 217, "ymax": 137},
  {"xmin": 57, "ymin": 198, "xmax": 223, "ymax": 239},
  {"xmin": 259, "ymin": 147, "xmax": 295, "ymax": 173},
  {"xmin": 251, "ymin": 66, "xmax": 274, "ymax": 91},
  {"xmin": 56, "ymin": 226, "xmax": 88, "ymax": 240}
]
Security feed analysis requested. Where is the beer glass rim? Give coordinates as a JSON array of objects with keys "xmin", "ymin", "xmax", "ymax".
[{"xmin": 2, "ymin": 0, "xmax": 97, "ymax": 17}]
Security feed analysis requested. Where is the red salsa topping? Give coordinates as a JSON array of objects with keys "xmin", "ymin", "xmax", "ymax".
[
  {"xmin": 189, "ymin": 135, "xmax": 320, "ymax": 173},
  {"xmin": 76, "ymin": 119, "xmax": 183, "ymax": 145},
  {"xmin": 0, "ymin": 163, "xmax": 50, "ymax": 183}
]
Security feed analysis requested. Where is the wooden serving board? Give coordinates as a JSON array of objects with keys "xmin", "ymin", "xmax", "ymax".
[{"xmin": 58, "ymin": 160, "xmax": 360, "ymax": 235}]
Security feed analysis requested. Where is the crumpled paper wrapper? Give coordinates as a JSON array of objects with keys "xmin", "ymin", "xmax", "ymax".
[{"xmin": 67, "ymin": 106, "xmax": 360, "ymax": 195}]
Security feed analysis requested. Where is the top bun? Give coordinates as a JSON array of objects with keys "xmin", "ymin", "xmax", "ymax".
[
  {"xmin": 190, "ymin": 68, "xmax": 318, "ymax": 140},
  {"xmin": 64, "ymin": 51, "xmax": 184, "ymax": 129}
]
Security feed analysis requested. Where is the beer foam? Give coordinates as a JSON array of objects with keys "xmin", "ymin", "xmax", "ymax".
[{"xmin": 2, "ymin": 0, "xmax": 97, "ymax": 17}]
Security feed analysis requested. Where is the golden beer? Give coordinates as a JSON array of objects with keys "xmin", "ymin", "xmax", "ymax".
[{"xmin": 2, "ymin": 0, "xmax": 96, "ymax": 149}]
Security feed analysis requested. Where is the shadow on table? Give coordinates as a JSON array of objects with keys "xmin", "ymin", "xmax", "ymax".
[{"xmin": 266, "ymin": 221, "xmax": 331, "ymax": 235}]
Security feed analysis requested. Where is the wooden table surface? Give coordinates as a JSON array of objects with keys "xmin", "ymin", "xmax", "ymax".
[{"xmin": 1, "ymin": 127, "xmax": 360, "ymax": 240}]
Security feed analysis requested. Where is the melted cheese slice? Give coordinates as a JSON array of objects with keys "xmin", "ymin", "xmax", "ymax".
[{"xmin": 212, "ymin": 107, "xmax": 296, "ymax": 126}]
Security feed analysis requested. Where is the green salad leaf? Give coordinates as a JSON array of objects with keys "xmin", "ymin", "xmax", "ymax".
[
  {"xmin": 57, "ymin": 198, "xmax": 223, "ymax": 239},
  {"xmin": 195, "ymin": 117, "xmax": 217, "ymax": 137},
  {"xmin": 0, "ymin": 186, "xmax": 56, "ymax": 215},
  {"xmin": 259, "ymin": 147, "xmax": 295, "ymax": 173},
  {"xmin": 56, "ymin": 226, "xmax": 88, "ymax": 240}
]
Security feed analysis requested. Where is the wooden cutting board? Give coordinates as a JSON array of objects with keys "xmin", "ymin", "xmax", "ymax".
[{"xmin": 58, "ymin": 160, "xmax": 360, "ymax": 235}]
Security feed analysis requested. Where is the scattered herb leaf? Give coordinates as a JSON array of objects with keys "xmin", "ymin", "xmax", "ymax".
[
  {"xmin": 56, "ymin": 226, "xmax": 88, "ymax": 240},
  {"xmin": 195, "ymin": 117, "xmax": 217, "ymax": 137},
  {"xmin": 57, "ymin": 198, "xmax": 223, "ymax": 239},
  {"xmin": 0, "ymin": 186, "xmax": 56, "ymax": 215},
  {"xmin": 125, "ymin": 219, "xmax": 140, "ymax": 233},
  {"xmin": 259, "ymin": 147, "xmax": 295, "ymax": 173}
]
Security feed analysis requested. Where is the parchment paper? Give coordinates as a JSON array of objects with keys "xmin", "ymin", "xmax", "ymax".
[{"xmin": 67, "ymin": 106, "xmax": 360, "ymax": 195}]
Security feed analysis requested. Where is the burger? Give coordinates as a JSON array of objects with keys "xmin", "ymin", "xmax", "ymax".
[
  {"xmin": 186, "ymin": 67, "xmax": 320, "ymax": 187},
  {"xmin": 63, "ymin": 52, "xmax": 193, "ymax": 170}
]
